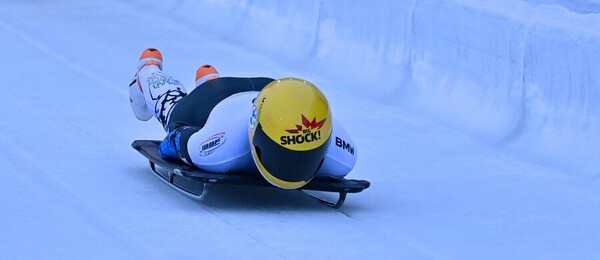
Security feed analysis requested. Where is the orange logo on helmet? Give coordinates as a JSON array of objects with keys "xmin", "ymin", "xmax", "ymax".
[
  {"xmin": 285, "ymin": 115, "xmax": 327, "ymax": 134},
  {"xmin": 280, "ymin": 115, "xmax": 327, "ymax": 146}
]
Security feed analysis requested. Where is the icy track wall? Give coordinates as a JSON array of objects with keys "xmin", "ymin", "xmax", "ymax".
[{"xmin": 143, "ymin": 0, "xmax": 600, "ymax": 176}]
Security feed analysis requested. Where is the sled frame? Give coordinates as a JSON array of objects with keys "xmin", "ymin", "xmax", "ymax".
[{"xmin": 133, "ymin": 140, "xmax": 369, "ymax": 208}]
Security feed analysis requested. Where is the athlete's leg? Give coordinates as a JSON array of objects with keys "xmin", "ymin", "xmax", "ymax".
[
  {"xmin": 186, "ymin": 92, "xmax": 258, "ymax": 173},
  {"xmin": 161, "ymin": 92, "xmax": 259, "ymax": 173},
  {"xmin": 134, "ymin": 48, "xmax": 188, "ymax": 130},
  {"xmin": 129, "ymin": 49, "xmax": 162, "ymax": 121}
]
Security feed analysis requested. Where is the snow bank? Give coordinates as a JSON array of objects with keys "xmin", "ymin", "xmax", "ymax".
[{"xmin": 138, "ymin": 0, "xmax": 600, "ymax": 175}]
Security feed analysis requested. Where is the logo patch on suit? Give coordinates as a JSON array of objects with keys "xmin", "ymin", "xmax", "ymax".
[{"xmin": 199, "ymin": 132, "xmax": 226, "ymax": 156}]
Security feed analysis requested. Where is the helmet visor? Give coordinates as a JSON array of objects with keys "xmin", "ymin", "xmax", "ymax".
[{"xmin": 252, "ymin": 123, "xmax": 330, "ymax": 188}]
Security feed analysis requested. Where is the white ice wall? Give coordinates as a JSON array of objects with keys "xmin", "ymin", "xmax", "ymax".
[{"xmin": 139, "ymin": 0, "xmax": 600, "ymax": 175}]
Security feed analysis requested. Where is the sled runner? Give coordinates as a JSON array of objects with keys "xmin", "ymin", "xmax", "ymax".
[{"xmin": 132, "ymin": 140, "xmax": 370, "ymax": 208}]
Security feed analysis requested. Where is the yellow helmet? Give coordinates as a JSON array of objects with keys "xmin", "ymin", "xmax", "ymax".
[{"xmin": 249, "ymin": 78, "xmax": 332, "ymax": 189}]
